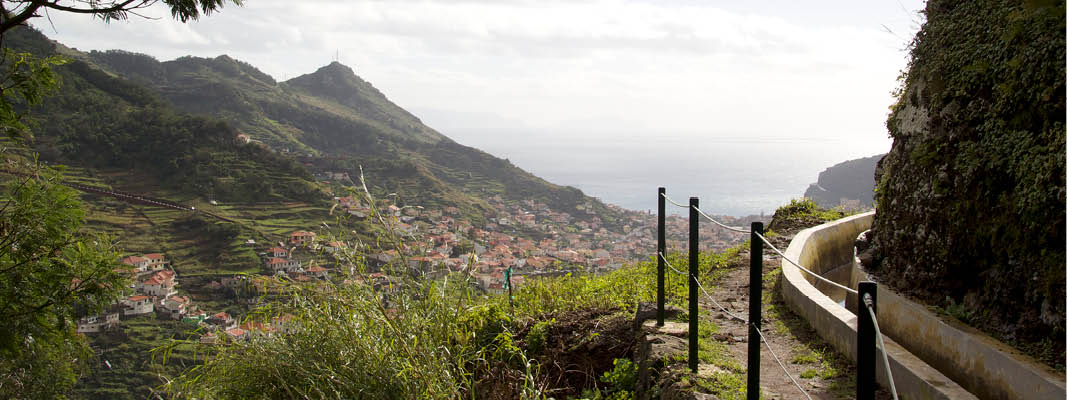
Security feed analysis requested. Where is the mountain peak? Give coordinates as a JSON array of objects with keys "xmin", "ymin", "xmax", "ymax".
[{"xmin": 316, "ymin": 61, "xmax": 356, "ymax": 77}]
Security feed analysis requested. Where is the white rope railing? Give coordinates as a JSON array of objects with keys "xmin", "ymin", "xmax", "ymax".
[
  {"xmin": 864, "ymin": 294, "xmax": 899, "ymax": 400},
  {"xmin": 692, "ymin": 205, "xmax": 751, "ymax": 234},
  {"xmin": 656, "ymin": 191, "xmax": 859, "ymax": 399},
  {"xmin": 660, "ymin": 192, "xmax": 690, "ymax": 209},
  {"xmin": 752, "ymin": 323, "xmax": 814, "ymax": 400},
  {"xmin": 753, "ymin": 231, "xmax": 858, "ymax": 295},
  {"xmin": 658, "ymin": 252, "xmax": 688, "ymax": 276},
  {"xmin": 660, "ymin": 252, "xmax": 747, "ymax": 322},
  {"xmin": 693, "ymin": 276, "xmax": 748, "ymax": 323}
]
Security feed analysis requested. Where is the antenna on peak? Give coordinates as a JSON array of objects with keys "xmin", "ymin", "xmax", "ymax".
[{"xmin": 334, "ymin": 49, "xmax": 340, "ymax": 63}]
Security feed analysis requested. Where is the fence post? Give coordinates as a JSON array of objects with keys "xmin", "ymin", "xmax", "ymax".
[
  {"xmin": 688, "ymin": 197, "xmax": 699, "ymax": 374},
  {"xmin": 858, "ymin": 281, "xmax": 877, "ymax": 399},
  {"xmin": 506, "ymin": 266, "xmax": 514, "ymax": 309},
  {"xmin": 747, "ymin": 222, "xmax": 763, "ymax": 400},
  {"xmin": 657, "ymin": 187, "xmax": 666, "ymax": 326}
]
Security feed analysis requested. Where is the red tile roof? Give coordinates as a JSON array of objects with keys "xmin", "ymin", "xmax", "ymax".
[
  {"xmin": 141, "ymin": 270, "xmax": 175, "ymax": 285},
  {"xmin": 121, "ymin": 256, "xmax": 148, "ymax": 265}
]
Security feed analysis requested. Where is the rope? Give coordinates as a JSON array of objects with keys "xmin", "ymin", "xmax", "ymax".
[
  {"xmin": 660, "ymin": 193, "xmax": 690, "ymax": 209},
  {"xmin": 658, "ymin": 252, "xmax": 688, "ymax": 276},
  {"xmin": 864, "ymin": 294, "xmax": 900, "ymax": 400},
  {"xmin": 692, "ymin": 206, "xmax": 751, "ymax": 234},
  {"xmin": 693, "ymin": 277, "xmax": 748, "ymax": 323},
  {"xmin": 752, "ymin": 323, "xmax": 814, "ymax": 400},
  {"xmin": 666, "ymin": 256, "xmax": 672, "ymax": 305},
  {"xmin": 653, "ymin": 254, "xmax": 746, "ymax": 324},
  {"xmin": 753, "ymin": 232, "xmax": 858, "ymax": 295}
]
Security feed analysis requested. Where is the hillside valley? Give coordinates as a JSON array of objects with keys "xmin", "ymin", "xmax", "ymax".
[{"xmin": 0, "ymin": 26, "xmax": 771, "ymax": 399}]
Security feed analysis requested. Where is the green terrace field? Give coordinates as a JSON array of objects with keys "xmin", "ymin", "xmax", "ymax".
[
  {"xmin": 74, "ymin": 314, "xmax": 205, "ymax": 400},
  {"xmin": 55, "ymin": 166, "xmax": 338, "ymax": 275}
]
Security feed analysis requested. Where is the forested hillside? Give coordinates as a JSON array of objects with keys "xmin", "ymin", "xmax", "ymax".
[
  {"xmin": 10, "ymin": 29, "xmax": 322, "ymax": 204},
  {"xmin": 64, "ymin": 40, "xmax": 625, "ymax": 226}
]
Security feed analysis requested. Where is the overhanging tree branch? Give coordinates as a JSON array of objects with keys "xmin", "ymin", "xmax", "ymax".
[
  {"xmin": 0, "ymin": 0, "xmax": 240, "ymax": 35},
  {"xmin": 26, "ymin": 0, "xmax": 144, "ymax": 16}
]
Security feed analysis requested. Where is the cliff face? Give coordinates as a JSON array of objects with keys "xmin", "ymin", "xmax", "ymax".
[
  {"xmin": 803, "ymin": 154, "xmax": 883, "ymax": 210},
  {"xmin": 870, "ymin": 0, "xmax": 1065, "ymax": 368}
]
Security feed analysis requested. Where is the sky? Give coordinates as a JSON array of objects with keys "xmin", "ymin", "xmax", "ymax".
[{"xmin": 31, "ymin": 0, "xmax": 928, "ymax": 213}]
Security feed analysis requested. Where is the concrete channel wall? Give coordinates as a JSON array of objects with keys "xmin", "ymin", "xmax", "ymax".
[
  {"xmin": 779, "ymin": 212, "xmax": 977, "ymax": 399},
  {"xmin": 851, "ymin": 236, "xmax": 1066, "ymax": 400}
]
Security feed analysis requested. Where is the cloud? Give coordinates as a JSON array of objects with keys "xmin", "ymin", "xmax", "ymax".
[{"xmin": 34, "ymin": 0, "xmax": 924, "ymax": 146}]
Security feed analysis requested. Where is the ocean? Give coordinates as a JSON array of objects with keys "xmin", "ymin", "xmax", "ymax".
[{"xmin": 447, "ymin": 131, "xmax": 889, "ymax": 217}]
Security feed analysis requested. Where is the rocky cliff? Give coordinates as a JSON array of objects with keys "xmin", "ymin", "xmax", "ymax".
[
  {"xmin": 803, "ymin": 154, "xmax": 883, "ymax": 210},
  {"xmin": 869, "ymin": 0, "xmax": 1065, "ymax": 368}
]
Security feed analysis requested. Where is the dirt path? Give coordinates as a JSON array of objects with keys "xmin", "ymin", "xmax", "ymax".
[{"xmin": 701, "ymin": 230, "xmax": 891, "ymax": 400}]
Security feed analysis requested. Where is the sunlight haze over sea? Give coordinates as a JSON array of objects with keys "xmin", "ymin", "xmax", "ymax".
[
  {"xmin": 38, "ymin": 0, "xmax": 920, "ymax": 216},
  {"xmin": 435, "ymin": 129, "xmax": 890, "ymax": 217}
]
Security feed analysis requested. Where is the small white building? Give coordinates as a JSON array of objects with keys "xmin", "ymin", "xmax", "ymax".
[
  {"xmin": 138, "ymin": 270, "xmax": 177, "ymax": 298},
  {"xmin": 267, "ymin": 247, "xmax": 288, "ymax": 258},
  {"xmin": 122, "ymin": 295, "xmax": 156, "ymax": 316},
  {"xmin": 121, "ymin": 256, "xmax": 150, "ymax": 273},
  {"xmin": 161, "ymin": 295, "xmax": 190, "ymax": 319},
  {"xmin": 266, "ymin": 257, "xmax": 301, "ymax": 272},
  {"xmin": 77, "ymin": 310, "xmax": 120, "ymax": 333}
]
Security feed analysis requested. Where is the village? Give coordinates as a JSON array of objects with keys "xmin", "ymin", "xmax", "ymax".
[{"xmin": 76, "ymin": 181, "xmax": 763, "ymax": 344}]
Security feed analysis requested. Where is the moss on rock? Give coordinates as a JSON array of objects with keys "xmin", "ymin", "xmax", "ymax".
[{"xmin": 871, "ymin": 0, "xmax": 1065, "ymax": 369}]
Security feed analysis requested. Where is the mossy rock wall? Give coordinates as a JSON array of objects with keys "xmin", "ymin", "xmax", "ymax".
[{"xmin": 871, "ymin": 0, "xmax": 1065, "ymax": 368}]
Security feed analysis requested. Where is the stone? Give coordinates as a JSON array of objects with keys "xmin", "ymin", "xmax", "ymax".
[{"xmin": 634, "ymin": 301, "xmax": 684, "ymax": 330}]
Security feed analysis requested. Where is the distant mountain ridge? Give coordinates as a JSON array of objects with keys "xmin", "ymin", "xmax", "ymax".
[
  {"xmin": 803, "ymin": 154, "xmax": 883, "ymax": 210},
  {"xmin": 13, "ymin": 27, "xmax": 626, "ymax": 226}
]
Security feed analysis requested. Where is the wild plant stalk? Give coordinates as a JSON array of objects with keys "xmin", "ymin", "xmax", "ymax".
[{"xmin": 158, "ymin": 170, "xmax": 741, "ymax": 399}]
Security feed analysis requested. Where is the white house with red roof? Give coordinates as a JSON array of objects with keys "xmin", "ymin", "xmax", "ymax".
[
  {"xmin": 206, "ymin": 311, "xmax": 237, "ymax": 331},
  {"xmin": 323, "ymin": 241, "xmax": 349, "ymax": 255},
  {"xmin": 266, "ymin": 257, "xmax": 300, "ymax": 273},
  {"xmin": 138, "ymin": 270, "xmax": 177, "ymax": 298},
  {"xmin": 161, "ymin": 295, "xmax": 190, "ymax": 319},
  {"xmin": 225, "ymin": 327, "xmax": 248, "ymax": 341},
  {"xmin": 142, "ymin": 253, "xmax": 168, "ymax": 271},
  {"xmin": 121, "ymin": 295, "xmax": 156, "ymax": 316},
  {"xmin": 288, "ymin": 231, "xmax": 316, "ymax": 245},
  {"xmin": 306, "ymin": 265, "xmax": 329, "ymax": 279},
  {"xmin": 267, "ymin": 247, "xmax": 288, "ymax": 258},
  {"xmin": 121, "ymin": 256, "xmax": 150, "ymax": 273}
]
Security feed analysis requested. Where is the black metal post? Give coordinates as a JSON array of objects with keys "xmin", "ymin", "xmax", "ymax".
[
  {"xmin": 506, "ymin": 266, "xmax": 514, "ymax": 309},
  {"xmin": 858, "ymin": 281, "xmax": 877, "ymax": 399},
  {"xmin": 747, "ymin": 222, "xmax": 763, "ymax": 400},
  {"xmin": 688, "ymin": 197, "xmax": 699, "ymax": 373},
  {"xmin": 657, "ymin": 187, "xmax": 666, "ymax": 326}
]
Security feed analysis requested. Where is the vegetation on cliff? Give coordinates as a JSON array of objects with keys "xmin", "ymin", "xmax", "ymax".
[
  {"xmin": 802, "ymin": 154, "xmax": 883, "ymax": 210},
  {"xmin": 871, "ymin": 0, "xmax": 1064, "ymax": 368}
]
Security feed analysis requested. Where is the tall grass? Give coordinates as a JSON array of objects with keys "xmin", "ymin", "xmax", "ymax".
[
  {"xmin": 163, "ymin": 273, "xmax": 491, "ymax": 399},
  {"xmin": 512, "ymin": 249, "xmax": 739, "ymax": 319},
  {"xmin": 160, "ymin": 172, "xmax": 743, "ymax": 398}
]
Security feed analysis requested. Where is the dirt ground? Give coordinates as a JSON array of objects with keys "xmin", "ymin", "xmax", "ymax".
[{"xmin": 701, "ymin": 228, "xmax": 893, "ymax": 400}]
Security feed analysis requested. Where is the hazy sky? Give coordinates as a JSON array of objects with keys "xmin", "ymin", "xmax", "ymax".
[{"xmin": 35, "ymin": 0, "xmax": 926, "ymax": 159}]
